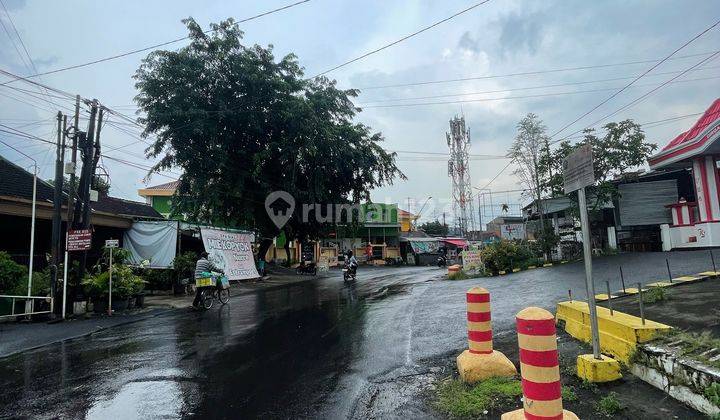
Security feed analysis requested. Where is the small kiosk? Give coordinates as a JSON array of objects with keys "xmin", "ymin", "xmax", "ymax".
[{"xmin": 648, "ymin": 98, "xmax": 720, "ymax": 248}]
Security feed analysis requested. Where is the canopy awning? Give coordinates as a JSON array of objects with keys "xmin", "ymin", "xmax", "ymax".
[
  {"xmin": 443, "ymin": 238, "xmax": 468, "ymax": 247},
  {"xmin": 649, "ymin": 98, "xmax": 720, "ymax": 169}
]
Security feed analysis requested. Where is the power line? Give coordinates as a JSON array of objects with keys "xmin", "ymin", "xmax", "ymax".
[
  {"xmin": 354, "ymin": 50, "xmax": 720, "ymax": 90},
  {"xmin": 0, "ymin": 0, "xmax": 310, "ymax": 84},
  {"xmin": 358, "ymin": 65, "xmax": 720, "ymax": 104},
  {"xmin": 548, "ymin": 18, "xmax": 720, "ymax": 139},
  {"xmin": 311, "ymin": 0, "xmax": 492, "ymax": 78},
  {"xmin": 477, "ymin": 161, "xmax": 513, "ymax": 191},
  {"xmin": 359, "ymin": 74, "xmax": 720, "ymax": 109},
  {"xmin": 559, "ymin": 52, "xmax": 720, "ymax": 140}
]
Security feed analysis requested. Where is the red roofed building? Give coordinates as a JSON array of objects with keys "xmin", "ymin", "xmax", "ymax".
[{"xmin": 648, "ymin": 98, "xmax": 720, "ymax": 248}]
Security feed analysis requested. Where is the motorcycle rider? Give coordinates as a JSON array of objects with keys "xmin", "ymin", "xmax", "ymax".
[
  {"xmin": 346, "ymin": 250, "xmax": 358, "ymax": 276},
  {"xmin": 193, "ymin": 252, "xmax": 224, "ymax": 308}
]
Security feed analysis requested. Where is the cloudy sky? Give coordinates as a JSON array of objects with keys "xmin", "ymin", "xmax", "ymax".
[{"xmin": 1, "ymin": 0, "xmax": 719, "ymax": 226}]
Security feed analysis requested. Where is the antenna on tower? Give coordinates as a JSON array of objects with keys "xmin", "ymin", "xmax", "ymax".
[{"xmin": 446, "ymin": 115, "xmax": 476, "ymax": 237}]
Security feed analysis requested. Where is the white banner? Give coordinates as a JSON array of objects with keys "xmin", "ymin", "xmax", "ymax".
[{"xmin": 200, "ymin": 228, "xmax": 259, "ymax": 280}]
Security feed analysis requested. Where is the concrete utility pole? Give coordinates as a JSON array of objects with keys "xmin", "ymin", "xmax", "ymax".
[
  {"xmin": 75, "ymin": 100, "xmax": 98, "ymax": 280},
  {"xmin": 50, "ymin": 111, "xmax": 64, "ymax": 316},
  {"xmin": 446, "ymin": 115, "xmax": 476, "ymax": 236}
]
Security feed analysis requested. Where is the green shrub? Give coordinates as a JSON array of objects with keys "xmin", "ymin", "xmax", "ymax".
[
  {"xmin": 595, "ymin": 392, "xmax": 622, "ymax": 416},
  {"xmin": 705, "ymin": 382, "xmax": 720, "ymax": 408},
  {"xmin": 82, "ymin": 265, "xmax": 145, "ymax": 299},
  {"xmin": 173, "ymin": 251, "xmax": 197, "ymax": 279},
  {"xmin": 448, "ymin": 270, "xmax": 469, "ymax": 280},
  {"xmin": 435, "ymin": 377, "xmax": 522, "ymax": 418},
  {"xmin": 139, "ymin": 268, "xmax": 174, "ymax": 291},
  {"xmin": 481, "ymin": 240, "xmax": 540, "ymax": 273},
  {"xmin": 0, "ymin": 251, "xmax": 28, "ymax": 295},
  {"xmin": 641, "ymin": 286, "xmax": 667, "ymax": 304}
]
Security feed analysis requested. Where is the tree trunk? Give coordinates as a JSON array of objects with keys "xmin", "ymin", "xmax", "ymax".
[
  {"xmin": 283, "ymin": 227, "xmax": 292, "ymax": 264},
  {"xmin": 257, "ymin": 237, "xmax": 273, "ymax": 264}
]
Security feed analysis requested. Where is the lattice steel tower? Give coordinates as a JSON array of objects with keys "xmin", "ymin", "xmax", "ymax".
[{"xmin": 447, "ymin": 116, "xmax": 476, "ymax": 236}]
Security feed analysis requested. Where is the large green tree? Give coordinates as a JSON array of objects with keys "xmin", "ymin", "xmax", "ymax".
[
  {"xmin": 540, "ymin": 120, "xmax": 657, "ymax": 208},
  {"xmin": 134, "ymin": 18, "xmax": 404, "ymax": 255}
]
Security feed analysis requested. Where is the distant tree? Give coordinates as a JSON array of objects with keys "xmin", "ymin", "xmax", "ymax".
[
  {"xmin": 134, "ymin": 18, "xmax": 404, "ymax": 259},
  {"xmin": 542, "ymin": 120, "xmax": 657, "ymax": 209},
  {"xmin": 509, "ymin": 113, "xmax": 550, "ymax": 231},
  {"xmin": 419, "ymin": 220, "xmax": 449, "ymax": 236}
]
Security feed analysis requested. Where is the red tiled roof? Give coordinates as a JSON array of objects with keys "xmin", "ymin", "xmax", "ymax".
[{"xmin": 661, "ymin": 98, "xmax": 720, "ymax": 151}]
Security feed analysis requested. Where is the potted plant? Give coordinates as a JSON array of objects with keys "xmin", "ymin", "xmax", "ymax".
[{"xmin": 82, "ymin": 263, "xmax": 146, "ymax": 313}]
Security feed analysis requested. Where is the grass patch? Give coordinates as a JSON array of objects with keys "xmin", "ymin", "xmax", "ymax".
[
  {"xmin": 562, "ymin": 385, "xmax": 579, "ymax": 402},
  {"xmin": 448, "ymin": 270, "xmax": 469, "ymax": 280},
  {"xmin": 654, "ymin": 329, "xmax": 720, "ymax": 369},
  {"xmin": 435, "ymin": 377, "xmax": 522, "ymax": 418},
  {"xmin": 447, "ymin": 270, "xmax": 485, "ymax": 280},
  {"xmin": 595, "ymin": 392, "xmax": 623, "ymax": 416},
  {"xmin": 705, "ymin": 382, "xmax": 720, "ymax": 408},
  {"xmin": 640, "ymin": 286, "xmax": 667, "ymax": 304}
]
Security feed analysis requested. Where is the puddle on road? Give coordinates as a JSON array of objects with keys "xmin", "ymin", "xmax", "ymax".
[{"xmin": 86, "ymin": 379, "xmax": 187, "ymax": 419}]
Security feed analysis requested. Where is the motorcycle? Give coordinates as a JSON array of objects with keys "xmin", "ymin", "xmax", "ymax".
[
  {"xmin": 437, "ymin": 255, "xmax": 447, "ymax": 267},
  {"xmin": 296, "ymin": 261, "xmax": 317, "ymax": 275},
  {"xmin": 343, "ymin": 260, "xmax": 357, "ymax": 282}
]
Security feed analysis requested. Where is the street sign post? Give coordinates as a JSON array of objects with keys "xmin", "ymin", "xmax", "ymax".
[
  {"xmin": 105, "ymin": 239, "xmax": 118, "ymax": 316},
  {"xmin": 563, "ymin": 144, "xmax": 601, "ymax": 360},
  {"xmin": 63, "ymin": 229, "xmax": 92, "ymax": 319}
]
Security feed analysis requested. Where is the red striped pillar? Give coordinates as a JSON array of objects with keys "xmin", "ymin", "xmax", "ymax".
[
  {"xmin": 502, "ymin": 307, "xmax": 577, "ymax": 420},
  {"xmin": 467, "ymin": 287, "xmax": 492, "ymax": 354}
]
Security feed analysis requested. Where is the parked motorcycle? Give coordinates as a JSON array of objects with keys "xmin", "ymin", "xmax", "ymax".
[
  {"xmin": 343, "ymin": 260, "xmax": 357, "ymax": 282},
  {"xmin": 437, "ymin": 255, "xmax": 447, "ymax": 267},
  {"xmin": 296, "ymin": 261, "xmax": 317, "ymax": 275}
]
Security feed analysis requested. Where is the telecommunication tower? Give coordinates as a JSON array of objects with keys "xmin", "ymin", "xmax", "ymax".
[{"xmin": 446, "ymin": 116, "xmax": 476, "ymax": 236}]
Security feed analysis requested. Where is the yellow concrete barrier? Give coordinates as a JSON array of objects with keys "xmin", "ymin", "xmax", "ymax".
[{"xmin": 556, "ymin": 301, "xmax": 671, "ymax": 363}]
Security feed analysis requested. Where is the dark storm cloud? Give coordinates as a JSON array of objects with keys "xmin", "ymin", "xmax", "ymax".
[
  {"xmin": 456, "ymin": 10, "xmax": 545, "ymax": 57},
  {"xmin": 496, "ymin": 11, "xmax": 544, "ymax": 56}
]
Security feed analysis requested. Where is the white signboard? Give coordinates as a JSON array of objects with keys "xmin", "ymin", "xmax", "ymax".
[
  {"xmin": 500, "ymin": 223, "xmax": 526, "ymax": 240},
  {"xmin": 200, "ymin": 228, "xmax": 259, "ymax": 280},
  {"xmin": 563, "ymin": 144, "xmax": 595, "ymax": 193},
  {"xmin": 461, "ymin": 250, "xmax": 483, "ymax": 271},
  {"xmin": 105, "ymin": 239, "xmax": 119, "ymax": 248}
]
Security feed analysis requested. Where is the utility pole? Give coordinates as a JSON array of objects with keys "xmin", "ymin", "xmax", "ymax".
[
  {"xmin": 50, "ymin": 111, "xmax": 64, "ymax": 316},
  {"xmin": 67, "ymin": 95, "xmax": 80, "ymax": 227},
  {"xmin": 75, "ymin": 100, "xmax": 98, "ymax": 280}
]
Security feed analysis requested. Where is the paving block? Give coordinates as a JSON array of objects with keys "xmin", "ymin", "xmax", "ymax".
[
  {"xmin": 528, "ymin": 265, "xmax": 537, "ymax": 269},
  {"xmin": 576, "ymin": 354, "xmax": 622, "ymax": 382},
  {"xmin": 499, "ymin": 270, "xmax": 506, "ymax": 275},
  {"xmin": 622, "ymin": 287, "xmax": 646, "ymax": 295},
  {"xmin": 512, "ymin": 268, "xmax": 521, "ymax": 273},
  {"xmin": 646, "ymin": 281, "xmax": 673, "ymax": 288},
  {"xmin": 594, "ymin": 293, "xmax": 618, "ymax": 302},
  {"xmin": 543, "ymin": 263, "xmax": 553, "ymax": 267},
  {"xmin": 673, "ymin": 276, "xmax": 701, "ymax": 282},
  {"xmin": 697, "ymin": 271, "xmax": 720, "ymax": 278},
  {"xmin": 560, "ymin": 260, "xmax": 568, "ymax": 264}
]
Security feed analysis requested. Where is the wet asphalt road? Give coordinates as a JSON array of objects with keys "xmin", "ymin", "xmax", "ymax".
[{"xmin": 0, "ymin": 250, "xmax": 717, "ymax": 419}]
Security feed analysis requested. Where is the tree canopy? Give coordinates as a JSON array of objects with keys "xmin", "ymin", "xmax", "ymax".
[
  {"xmin": 539, "ymin": 119, "xmax": 657, "ymax": 208},
  {"xmin": 134, "ymin": 18, "xmax": 404, "ymax": 241},
  {"xmin": 418, "ymin": 220, "xmax": 449, "ymax": 236}
]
